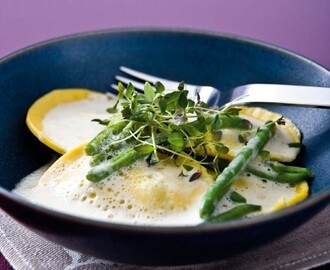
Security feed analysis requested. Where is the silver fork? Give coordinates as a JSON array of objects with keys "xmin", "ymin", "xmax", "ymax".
[{"xmin": 112, "ymin": 66, "xmax": 330, "ymax": 107}]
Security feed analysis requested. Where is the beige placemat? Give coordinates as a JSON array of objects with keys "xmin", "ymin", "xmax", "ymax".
[{"xmin": 0, "ymin": 205, "xmax": 329, "ymax": 270}]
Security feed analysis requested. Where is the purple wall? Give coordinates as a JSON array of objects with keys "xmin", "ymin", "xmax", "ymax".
[{"xmin": 1, "ymin": 0, "xmax": 329, "ymax": 69}]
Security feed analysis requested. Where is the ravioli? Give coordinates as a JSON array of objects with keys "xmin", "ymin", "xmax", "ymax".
[
  {"xmin": 230, "ymin": 173, "xmax": 308, "ymax": 213},
  {"xmin": 205, "ymin": 107, "xmax": 301, "ymax": 162},
  {"xmin": 26, "ymin": 89, "xmax": 115, "ymax": 154}
]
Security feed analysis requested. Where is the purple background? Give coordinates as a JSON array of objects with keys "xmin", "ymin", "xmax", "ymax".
[{"xmin": 1, "ymin": 0, "xmax": 330, "ymax": 69}]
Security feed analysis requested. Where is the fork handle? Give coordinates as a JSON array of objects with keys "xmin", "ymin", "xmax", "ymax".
[{"xmin": 232, "ymin": 84, "xmax": 330, "ymax": 107}]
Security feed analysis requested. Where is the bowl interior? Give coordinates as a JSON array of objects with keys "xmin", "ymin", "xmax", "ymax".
[
  {"xmin": 1, "ymin": 29, "xmax": 330, "ymax": 265},
  {"xmin": 1, "ymin": 29, "xmax": 330, "ymax": 199}
]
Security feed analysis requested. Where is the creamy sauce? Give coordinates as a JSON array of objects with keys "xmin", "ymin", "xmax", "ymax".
[
  {"xmin": 14, "ymin": 150, "xmax": 213, "ymax": 226},
  {"xmin": 13, "ymin": 150, "xmax": 305, "ymax": 226}
]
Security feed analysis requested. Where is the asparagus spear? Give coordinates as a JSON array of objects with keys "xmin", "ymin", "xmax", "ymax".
[{"xmin": 200, "ymin": 121, "xmax": 276, "ymax": 219}]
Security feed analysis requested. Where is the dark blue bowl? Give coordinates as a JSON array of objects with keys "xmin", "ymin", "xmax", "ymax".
[{"xmin": 0, "ymin": 29, "xmax": 329, "ymax": 265}]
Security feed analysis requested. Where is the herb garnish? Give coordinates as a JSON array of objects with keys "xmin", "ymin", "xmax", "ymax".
[{"xmin": 85, "ymin": 81, "xmax": 252, "ymax": 182}]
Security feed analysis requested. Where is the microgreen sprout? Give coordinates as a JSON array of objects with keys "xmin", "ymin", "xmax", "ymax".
[{"xmin": 85, "ymin": 81, "xmax": 253, "ymax": 181}]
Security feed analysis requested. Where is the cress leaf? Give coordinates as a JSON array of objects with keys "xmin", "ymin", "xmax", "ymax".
[
  {"xmin": 178, "ymin": 91, "xmax": 188, "ymax": 109},
  {"xmin": 215, "ymin": 144, "xmax": 229, "ymax": 154},
  {"xmin": 183, "ymin": 165, "xmax": 194, "ymax": 171},
  {"xmin": 107, "ymin": 107, "xmax": 118, "ymax": 113},
  {"xmin": 224, "ymin": 107, "xmax": 241, "ymax": 116},
  {"xmin": 134, "ymin": 144, "xmax": 154, "ymax": 154},
  {"xmin": 196, "ymin": 115, "xmax": 207, "ymax": 132},
  {"xmin": 125, "ymin": 83, "xmax": 135, "ymax": 100},
  {"xmin": 213, "ymin": 130, "xmax": 222, "ymax": 141},
  {"xmin": 168, "ymin": 132, "xmax": 185, "ymax": 152},
  {"xmin": 144, "ymin": 82, "xmax": 156, "ymax": 102},
  {"xmin": 117, "ymin": 82, "xmax": 125, "ymax": 100},
  {"xmin": 197, "ymin": 101, "xmax": 208, "ymax": 108},
  {"xmin": 130, "ymin": 110, "xmax": 153, "ymax": 122},
  {"xmin": 120, "ymin": 102, "xmax": 130, "ymax": 108},
  {"xmin": 158, "ymin": 98, "xmax": 167, "ymax": 114},
  {"xmin": 168, "ymin": 123, "xmax": 179, "ymax": 131},
  {"xmin": 182, "ymin": 124, "xmax": 203, "ymax": 137},
  {"xmin": 164, "ymin": 91, "xmax": 180, "ymax": 112},
  {"xmin": 155, "ymin": 81, "xmax": 165, "ymax": 93},
  {"xmin": 210, "ymin": 114, "xmax": 220, "ymax": 130},
  {"xmin": 121, "ymin": 106, "xmax": 132, "ymax": 119},
  {"xmin": 178, "ymin": 81, "xmax": 185, "ymax": 91}
]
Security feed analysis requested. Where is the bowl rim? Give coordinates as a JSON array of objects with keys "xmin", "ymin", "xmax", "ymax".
[
  {"xmin": 2, "ymin": 187, "xmax": 329, "ymax": 233},
  {"xmin": 1, "ymin": 27, "xmax": 329, "ymax": 73},
  {"xmin": 0, "ymin": 27, "xmax": 329, "ymax": 234}
]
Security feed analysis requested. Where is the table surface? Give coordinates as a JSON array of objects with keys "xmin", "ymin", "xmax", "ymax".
[{"xmin": 1, "ymin": 1, "xmax": 329, "ymax": 269}]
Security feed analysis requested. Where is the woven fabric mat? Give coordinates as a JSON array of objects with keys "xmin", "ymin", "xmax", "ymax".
[{"xmin": 0, "ymin": 205, "xmax": 329, "ymax": 270}]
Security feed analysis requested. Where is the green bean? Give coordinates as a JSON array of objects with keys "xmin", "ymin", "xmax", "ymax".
[
  {"xmin": 86, "ymin": 134, "xmax": 168, "ymax": 182},
  {"xmin": 89, "ymin": 152, "xmax": 110, "ymax": 167},
  {"xmin": 85, "ymin": 125, "xmax": 113, "ymax": 156},
  {"xmin": 89, "ymin": 127, "xmax": 133, "ymax": 166},
  {"xmin": 85, "ymin": 120, "xmax": 128, "ymax": 156},
  {"xmin": 269, "ymin": 161, "xmax": 314, "ymax": 177},
  {"xmin": 202, "ymin": 204, "xmax": 262, "ymax": 224},
  {"xmin": 200, "ymin": 121, "xmax": 275, "ymax": 219},
  {"xmin": 246, "ymin": 160, "xmax": 313, "ymax": 184},
  {"xmin": 86, "ymin": 148, "xmax": 145, "ymax": 182}
]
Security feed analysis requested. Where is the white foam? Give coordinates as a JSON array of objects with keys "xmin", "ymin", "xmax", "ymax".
[
  {"xmin": 14, "ymin": 154, "xmax": 212, "ymax": 226},
  {"xmin": 42, "ymin": 93, "xmax": 115, "ymax": 151}
]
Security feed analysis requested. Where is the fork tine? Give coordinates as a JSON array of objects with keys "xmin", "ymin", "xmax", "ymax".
[
  {"xmin": 120, "ymin": 66, "xmax": 159, "ymax": 84},
  {"xmin": 115, "ymin": 66, "xmax": 221, "ymax": 105},
  {"xmin": 115, "ymin": 75, "xmax": 145, "ymax": 91},
  {"xmin": 120, "ymin": 66, "xmax": 183, "ymax": 90}
]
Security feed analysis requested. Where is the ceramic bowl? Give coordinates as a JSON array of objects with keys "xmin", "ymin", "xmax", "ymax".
[{"xmin": 0, "ymin": 29, "xmax": 329, "ymax": 265}]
